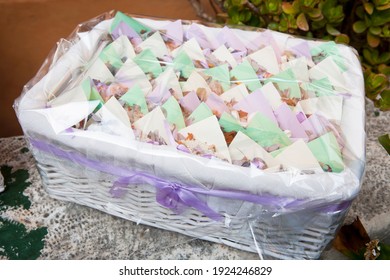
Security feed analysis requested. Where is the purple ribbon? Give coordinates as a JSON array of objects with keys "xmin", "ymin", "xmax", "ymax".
[{"xmin": 30, "ymin": 138, "xmax": 351, "ymax": 221}]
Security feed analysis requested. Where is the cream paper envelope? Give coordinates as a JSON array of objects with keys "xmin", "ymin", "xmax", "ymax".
[
  {"xmin": 171, "ymin": 37, "xmax": 206, "ymax": 63},
  {"xmin": 309, "ymin": 56, "xmax": 346, "ymax": 90},
  {"xmin": 247, "ymin": 45, "xmax": 279, "ymax": 75},
  {"xmin": 138, "ymin": 31, "xmax": 169, "ymax": 58},
  {"xmin": 133, "ymin": 48, "xmax": 163, "ymax": 78},
  {"xmin": 281, "ymin": 56, "xmax": 309, "ymax": 82},
  {"xmin": 230, "ymin": 60, "xmax": 262, "ymax": 92},
  {"xmin": 178, "ymin": 115, "xmax": 232, "ymax": 163},
  {"xmin": 275, "ymin": 139, "xmax": 322, "ymax": 171},
  {"xmin": 160, "ymin": 19, "xmax": 183, "ymax": 45},
  {"xmin": 34, "ymin": 100, "xmax": 100, "ymax": 134},
  {"xmin": 274, "ymin": 103, "xmax": 308, "ymax": 139},
  {"xmin": 88, "ymin": 103, "xmax": 135, "ymax": 139},
  {"xmin": 107, "ymin": 34, "xmax": 136, "ymax": 62},
  {"xmin": 187, "ymin": 102, "xmax": 213, "ymax": 125},
  {"xmin": 220, "ymin": 84, "xmax": 249, "ymax": 104},
  {"xmin": 229, "ymin": 131, "xmax": 280, "ymax": 168},
  {"xmin": 296, "ymin": 95, "xmax": 343, "ymax": 123},
  {"xmin": 133, "ymin": 106, "xmax": 173, "ymax": 145},
  {"xmin": 217, "ymin": 26, "xmax": 247, "ymax": 52},
  {"xmin": 307, "ymin": 131, "xmax": 344, "ymax": 172},
  {"xmin": 84, "ymin": 58, "xmax": 115, "ymax": 83},
  {"xmin": 49, "ymin": 83, "xmax": 88, "ymax": 107},
  {"xmin": 259, "ymin": 82, "xmax": 282, "ymax": 110},
  {"xmin": 233, "ymin": 89, "xmax": 277, "ymax": 124},
  {"xmin": 161, "ymin": 96, "xmax": 186, "ymax": 130},
  {"xmin": 115, "ymin": 60, "xmax": 153, "ymax": 95},
  {"xmin": 186, "ymin": 23, "xmax": 220, "ymax": 50},
  {"xmin": 179, "ymin": 91, "xmax": 201, "ymax": 113},
  {"xmin": 181, "ymin": 71, "xmax": 212, "ymax": 93},
  {"xmin": 212, "ymin": 45, "xmax": 237, "ymax": 68},
  {"xmin": 147, "ymin": 67, "xmax": 183, "ymax": 104},
  {"xmin": 104, "ymin": 96, "xmax": 131, "ymax": 128}
]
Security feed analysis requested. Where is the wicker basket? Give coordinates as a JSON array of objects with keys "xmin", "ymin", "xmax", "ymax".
[
  {"xmin": 16, "ymin": 11, "xmax": 366, "ymax": 260},
  {"xmin": 30, "ymin": 141, "xmax": 350, "ymax": 260}
]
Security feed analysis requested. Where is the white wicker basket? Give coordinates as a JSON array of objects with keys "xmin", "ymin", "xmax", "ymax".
[
  {"xmin": 31, "ymin": 142, "xmax": 350, "ymax": 260},
  {"xmin": 16, "ymin": 11, "xmax": 366, "ymax": 260}
]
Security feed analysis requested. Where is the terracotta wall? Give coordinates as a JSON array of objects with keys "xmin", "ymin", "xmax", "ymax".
[{"xmin": 0, "ymin": 0, "xmax": 199, "ymax": 137}]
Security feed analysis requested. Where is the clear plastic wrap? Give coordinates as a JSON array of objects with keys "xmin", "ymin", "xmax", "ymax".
[{"xmin": 14, "ymin": 10, "xmax": 366, "ymax": 259}]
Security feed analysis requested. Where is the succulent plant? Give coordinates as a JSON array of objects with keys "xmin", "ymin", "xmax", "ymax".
[{"xmin": 201, "ymin": 0, "xmax": 390, "ymax": 111}]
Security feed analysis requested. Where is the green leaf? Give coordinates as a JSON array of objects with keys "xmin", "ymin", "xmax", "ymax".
[
  {"xmin": 282, "ymin": 2, "xmax": 298, "ymax": 14},
  {"xmin": 297, "ymin": 13, "xmax": 309, "ymax": 31},
  {"xmin": 355, "ymin": 5, "xmax": 365, "ymax": 19},
  {"xmin": 268, "ymin": 22, "xmax": 280, "ymax": 30},
  {"xmin": 378, "ymin": 52, "xmax": 390, "ymax": 64},
  {"xmin": 250, "ymin": 0, "xmax": 262, "ymax": 5},
  {"xmin": 364, "ymin": 2, "xmax": 375, "ymax": 15},
  {"xmin": 378, "ymin": 134, "xmax": 390, "ymax": 154},
  {"xmin": 370, "ymin": 8, "xmax": 390, "ymax": 26},
  {"xmin": 382, "ymin": 24, "xmax": 390, "ymax": 37},
  {"xmin": 376, "ymin": 89, "xmax": 390, "ymax": 111},
  {"xmin": 367, "ymin": 32, "xmax": 381, "ymax": 48},
  {"xmin": 326, "ymin": 23, "xmax": 341, "ymax": 35},
  {"xmin": 307, "ymin": 8, "xmax": 323, "ymax": 21},
  {"xmin": 363, "ymin": 48, "xmax": 378, "ymax": 65},
  {"xmin": 335, "ymin": 34, "xmax": 350, "ymax": 44},
  {"xmin": 369, "ymin": 26, "xmax": 382, "ymax": 35},
  {"xmin": 378, "ymin": 64, "xmax": 390, "ymax": 75},
  {"xmin": 353, "ymin": 21, "xmax": 367, "ymax": 33},
  {"xmin": 266, "ymin": 0, "xmax": 282, "ymax": 14}
]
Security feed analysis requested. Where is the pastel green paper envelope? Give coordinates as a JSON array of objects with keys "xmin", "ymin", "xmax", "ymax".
[
  {"xmin": 119, "ymin": 84, "xmax": 148, "ymax": 114},
  {"xmin": 265, "ymin": 68, "xmax": 301, "ymax": 99},
  {"xmin": 245, "ymin": 113, "xmax": 292, "ymax": 149},
  {"xmin": 303, "ymin": 77, "xmax": 334, "ymax": 97},
  {"xmin": 110, "ymin": 11, "xmax": 151, "ymax": 34},
  {"xmin": 307, "ymin": 131, "xmax": 344, "ymax": 172},
  {"xmin": 310, "ymin": 41, "xmax": 347, "ymax": 72},
  {"xmin": 188, "ymin": 102, "xmax": 213, "ymax": 124},
  {"xmin": 230, "ymin": 60, "xmax": 261, "ymax": 92},
  {"xmin": 133, "ymin": 48, "xmax": 163, "ymax": 78},
  {"xmin": 218, "ymin": 112, "xmax": 244, "ymax": 133},
  {"xmin": 173, "ymin": 50, "xmax": 195, "ymax": 79},
  {"xmin": 99, "ymin": 43, "xmax": 124, "ymax": 69},
  {"xmin": 82, "ymin": 78, "xmax": 104, "ymax": 106},
  {"xmin": 161, "ymin": 96, "xmax": 186, "ymax": 130},
  {"xmin": 203, "ymin": 64, "xmax": 231, "ymax": 92}
]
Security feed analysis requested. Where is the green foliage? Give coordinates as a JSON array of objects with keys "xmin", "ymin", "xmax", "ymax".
[{"xmin": 217, "ymin": 0, "xmax": 390, "ymax": 111}]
